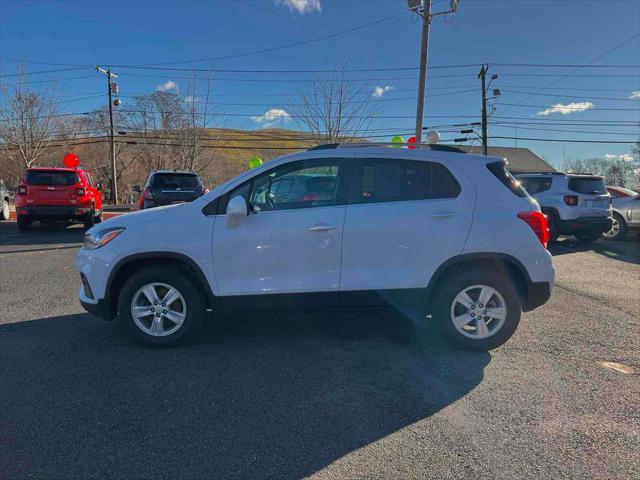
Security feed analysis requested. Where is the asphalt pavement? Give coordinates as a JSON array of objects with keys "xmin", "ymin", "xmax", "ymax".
[{"xmin": 0, "ymin": 221, "xmax": 638, "ymax": 479}]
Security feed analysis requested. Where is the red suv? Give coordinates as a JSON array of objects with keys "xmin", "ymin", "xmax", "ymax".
[{"xmin": 14, "ymin": 167, "xmax": 103, "ymax": 231}]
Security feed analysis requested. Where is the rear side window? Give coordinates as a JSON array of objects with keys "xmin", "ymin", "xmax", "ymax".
[
  {"xmin": 151, "ymin": 174, "xmax": 201, "ymax": 189},
  {"xmin": 353, "ymin": 159, "xmax": 460, "ymax": 204},
  {"xmin": 487, "ymin": 162, "xmax": 527, "ymax": 197},
  {"xmin": 26, "ymin": 171, "xmax": 79, "ymax": 186},
  {"xmin": 568, "ymin": 177, "xmax": 606, "ymax": 194},
  {"xmin": 519, "ymin": 176, "xmax": 552, "ymax": 195}
]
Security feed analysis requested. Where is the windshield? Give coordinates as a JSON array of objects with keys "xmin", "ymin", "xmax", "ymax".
[
  {"xmin": 151, "ymin": 173, "xmax": 201, "ymax": 189},
  {"xmin": 568, "ymin": 177, "xmax": 606, "ymax": 194},
  {"xmin": 26, "ymin": 170, "xmax": 79, "ymax": 186}
]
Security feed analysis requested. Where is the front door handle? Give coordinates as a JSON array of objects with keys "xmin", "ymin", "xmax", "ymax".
[
  {"xmin": 309, "ymin": 223, "xmax": 336, "ymax": 232},
  {"xmin": 430, "ymin": 211, "xmax": 456, "ymax": 218}
]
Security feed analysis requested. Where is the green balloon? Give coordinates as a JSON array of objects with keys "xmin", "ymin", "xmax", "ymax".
[
  {"xmin": 391, "ymin": 136, "xmax": 404, "ymax": 147},
  {"xmin": 249, "ymin": 156, "xmax": 263, "ymax": 169}
]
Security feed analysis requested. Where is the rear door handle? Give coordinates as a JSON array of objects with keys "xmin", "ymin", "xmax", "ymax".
[
  {"xmin": 430, "ymin": 211, "xmax": 456, "ymax": 218},
  {"xmin": 309, "ymin": 223, "xmax": 336, "ymax": 232}
]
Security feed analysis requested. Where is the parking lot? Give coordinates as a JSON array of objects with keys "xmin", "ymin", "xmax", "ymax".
[{"xmin": 0, "ymin": 220, "xmax": 638, "ymax": 480}]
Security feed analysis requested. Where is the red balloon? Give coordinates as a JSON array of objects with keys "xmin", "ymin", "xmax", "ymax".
[
  {"xmin": 63, "ymin": 153, "xmax": 80, "ymax": 168},
  {"xmin": 407, "ymin": 136, "xmax": 417, "ymax": 149}
]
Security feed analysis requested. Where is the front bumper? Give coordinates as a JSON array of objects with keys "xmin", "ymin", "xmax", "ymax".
[
  {"xmin": 558, "ymin": 216, "xmax": 612, "ymax": 235},
  {"xmin": 18, "ymin": 204, "xmax": 91, "ymax": 220},
  {"xmin": 80, "ymin": 294, "xmax": 112, "ymax": 321}
]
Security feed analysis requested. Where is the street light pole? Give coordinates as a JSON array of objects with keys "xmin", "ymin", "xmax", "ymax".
[
  {"xmin": 96, "ymin": 66, "xmax": 119, "ymax": 204},
  {"xmin": 478, "ymin": 64, "xmax": 489, "ymax": 155}
]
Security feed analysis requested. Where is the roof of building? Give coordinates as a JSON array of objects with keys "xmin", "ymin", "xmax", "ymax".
[{"xmin": 447, "ymin": 145, "xmax": 557, "ymax": 174}]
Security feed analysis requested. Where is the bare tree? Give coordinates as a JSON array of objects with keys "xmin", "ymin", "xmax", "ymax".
[
  {"xmin": 289, "ymin": 58, "xmax": 380, "ymax": 145},
  {"xmin": 0, "ymin": 69, "xmax": 65, "ymax": 169}
]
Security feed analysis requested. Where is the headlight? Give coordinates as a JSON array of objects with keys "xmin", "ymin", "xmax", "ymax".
[{"xmin": 83, "ymin": 227, "xmax": 125, "ymax": 250}]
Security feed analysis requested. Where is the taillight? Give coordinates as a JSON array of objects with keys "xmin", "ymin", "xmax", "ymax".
[
  {"xmin": 517, "ymin": 211, "xmax": 550, "ymax": 248},
  {"xmin": 563, "ymin": 195, "xmax": 578, "ymax": 206},
  {"xmin": 203, "ymin": 188, "xmax": 210, "ymax": 195},
  {"xmin": 142, "ymin": 188, "xmax": 154, "ymax": 200},
  {"xmin": 18, "ymin": 185, "xmax": 27, "ymax": 195},
  {"xmin": 76, "ymin": 187, "xmax": 86, "ymax": 196}
]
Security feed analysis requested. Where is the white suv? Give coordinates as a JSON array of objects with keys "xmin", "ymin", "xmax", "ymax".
[
  {"xmin": 515, "ymin": 173, "xmax": 612, "ymax": 243},
  {"xmin": 77, "ymin": 145, "xmax": 554, "ymax": 350}
]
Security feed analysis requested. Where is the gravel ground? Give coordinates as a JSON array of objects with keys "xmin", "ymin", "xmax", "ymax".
[{"xmin": 1, "ymin": 221, "xmax": 638, "ymax": 480}]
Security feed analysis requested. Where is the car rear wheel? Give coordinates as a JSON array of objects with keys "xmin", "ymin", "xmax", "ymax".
[
  {"xmin": 83, "ymin": 207, "xmax": 95, "ymax": 229},
  {"xmin": 546, "ymin": 213, "xmax": 559, "ymax": 243},
  {"xmin": 0, "ymin": 200, "xmax": 9, "ymax": 221},
  {"xmin": 432, "ymin": 270, "xmax": 521, "ymax": 351},
  {"xmin": 17, "ymin": 214, "xmax": 31, "ymax": 231},
  {"xmin": 117, "ymin": 266, "xmax": 206, "ymax": 347},
  {"xmin": 601, "ymin": 212, "xmax": 627, "ymax": 241}
]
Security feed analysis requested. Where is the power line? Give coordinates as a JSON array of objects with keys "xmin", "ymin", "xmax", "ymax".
[
  {"xmin": 500, "ymin": 32, "xmax": 640, "ymax": 114},
  {"xmin": 499, "ymin": 103, "xmax": 640, "ymax": 111}
]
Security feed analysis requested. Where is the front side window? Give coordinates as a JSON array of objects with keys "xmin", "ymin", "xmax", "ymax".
[{"xmin": 249, "ymin": 163, "xmax": 341, "ymax": 212}]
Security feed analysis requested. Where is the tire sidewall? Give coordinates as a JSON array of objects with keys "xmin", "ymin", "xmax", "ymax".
[
  {"xmin": 117, "ymin": 267, "xmax": 205, "ymax": 347},
  {"xmin": 602, "ymin": 212, "xmax": 627, "ymax": 241},
  {"xmin": 0, "ymin": 200, "xmax": 9, "ymax": 221},
  {"xmin": 433, "ymin": 270, "xmax": 522, "ymax": 351}
]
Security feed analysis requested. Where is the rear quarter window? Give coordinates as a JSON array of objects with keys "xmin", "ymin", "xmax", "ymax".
[
  {"xmin": 487, "ymin": 162, "xmax": 528, "ymax": 197},
  {"xmin": 26, "ymin": 171, "xmax": 79, "ymax": 186},
  {"xmin": 519, "ymin": 176, "xmax": 553, "ymax": 195},
  {"xmin": 568, "ymin": 177, "xmax": 606, "ymax": 194}
]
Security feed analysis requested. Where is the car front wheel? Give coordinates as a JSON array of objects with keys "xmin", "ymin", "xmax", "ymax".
[
  {"xmin": 432, "ymin": 270, "xmax": 522, "ymax": 350},
  {"xmin": 601, "ymin": 212, "xmax": 627, "ymax": 241},
  {"xmin": 117, "ymin": 266, "xmax": 206, "ymax": 347}
]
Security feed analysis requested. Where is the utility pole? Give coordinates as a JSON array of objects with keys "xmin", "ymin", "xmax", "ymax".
[
  {"xmin": 478, "ymin": 64, "xmax": 489, "ymax": 155},
  {"xmin": 96, "ymin": 66, "xmax": 119, "ymax": 204},
  {"xmin": 414, "ymin": 0, "xmax": 432, "ymax": 144},
  {"xmin": 408, "ymin": 0, "xmax": 459, "ymax": 144}
]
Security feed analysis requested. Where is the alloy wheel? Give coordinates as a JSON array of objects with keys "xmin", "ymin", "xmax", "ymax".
[
  {"xmin": 450, "ymin": 285, "xmax": 507, "ymax": 340},
  {"xmin": 602, "ymin": 217, "xmax": 620, "ymax": 239},
  {"xmin": 131, "ymin": 282, "xmax": 187, "ymax": 337}
]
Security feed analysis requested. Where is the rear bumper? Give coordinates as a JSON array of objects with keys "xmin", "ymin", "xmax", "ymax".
[
  {"xmin": 525, "ymin": 281, "xmax": 552, "ymax": 312},
  {"xmin": 558, "ymin": 216, "xmax": 612, "ymax": 235},
  {"xmin": 18, "ymin": 204, "xmax": 91, "ymax": 220}
]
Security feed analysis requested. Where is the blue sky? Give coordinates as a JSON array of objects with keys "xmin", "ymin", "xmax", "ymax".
[{"xmin": 1, "ymin": 0, "xmax": 639, "ymax": 167}]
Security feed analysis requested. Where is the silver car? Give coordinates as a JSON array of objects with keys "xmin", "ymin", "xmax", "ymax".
[{"xmin": 602, "ymin": 187, "xmax": 640, "ymax": 241}]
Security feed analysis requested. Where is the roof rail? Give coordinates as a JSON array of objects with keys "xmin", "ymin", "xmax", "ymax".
[
  {"xmin": 516, "ymin": 171, "xmax": 564, "ymax": 176},
  {"xmin": 307, "ymin": 142, "xmax": 467, "ymax": 153}
]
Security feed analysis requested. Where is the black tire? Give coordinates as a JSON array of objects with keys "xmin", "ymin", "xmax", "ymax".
[
  {"xmin": 83, "ymin": 207, "xmax": 95, "ymax": 229},
  {"xmin": 0, "ymin": 200, "xmax": 9, "ymax": 221},
  {"xmin": 117, "ymin": 266, "xmax": 206, "ymax": 347},
  {"xmin": 546, "ymin": 212, "xmax": 559, "ymax": 243},
  {"xmin": 17, "ymin": 214, "xmax": 31, "ymax": 231},
  {"xmin": 575, "ymin": 231, "xmax": 600, "ymax": 243},
  {"xmin": 432, "ymin": 269, "xmax": 522, "ymax": 351},
  {"xmin": 601, "ymin": 212, "xmax": 627, "ymax": 241}
]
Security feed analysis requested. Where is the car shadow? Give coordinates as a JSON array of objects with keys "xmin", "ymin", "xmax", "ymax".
[
  {"xmin": 0, "ymin": 310, "xmax": 490, "ymax": 479},
  {"xmin": 548, "ymin": 237, "xmax": 640, "ymax": 265},
  {"xmin": 0, "ymin": 221, "xmax": 84, "ymax": 249}
]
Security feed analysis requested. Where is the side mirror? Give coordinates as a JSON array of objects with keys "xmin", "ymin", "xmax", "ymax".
[
  {"xmin": 227, "ymin": 195, "xmax": 248, "ymax": 219},
  {"xmin": 132, "ymin": 185, "xmax": 141, "ymax": 194}
]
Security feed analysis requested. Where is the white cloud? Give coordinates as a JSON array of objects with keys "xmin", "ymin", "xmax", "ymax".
[
  {"xmin": 156, "ymin": 80, "xmax": 177, "ymax": 92},
  {"xmin": 372, "ymin": 85, "xmax": 394, "ymax": 98},
  {"xmin": 275, "ymin": 0, "xmax": 321, "ymax": 14},
  {"xmin": 251, "ymin": 108, "xmax": 291, "ymax": 128},
  {"xmin": 536, "ymin": 101, "xmax": 594, "ymax": 116},
  {"xmin": 630, "ymin": 91, "xmax": 640, "ymax": 100},
  {"xmin": 604, "ymin": 153, "xmax": 634, "ymax": 162}
]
